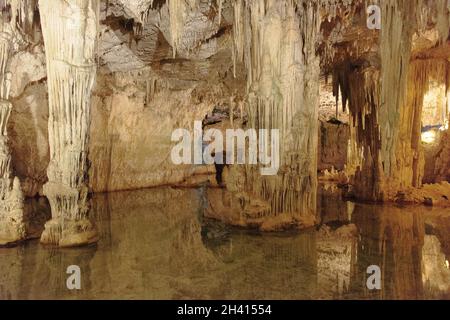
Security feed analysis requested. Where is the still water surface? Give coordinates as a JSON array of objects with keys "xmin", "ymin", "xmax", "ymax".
[{"xmin": 0, "ymin": 187, "xmax": 449, "ymax": 299}]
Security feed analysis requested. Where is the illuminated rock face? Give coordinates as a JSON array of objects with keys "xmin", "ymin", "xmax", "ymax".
[
  {"xmin": 0, "ymin": 10, "xmax": 26, "ymax": 245},
  {"xmin": 38, "ymin": 0, "xmax": 100, "ymax": 247}
]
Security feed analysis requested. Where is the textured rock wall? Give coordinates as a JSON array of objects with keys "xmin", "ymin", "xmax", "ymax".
[
  {"xmin": 88, "ymin": 71, "xmax": 222, "ymax": 192},
  {"xmin": 424, "ymin": 130, "xmax": 450, "ymax": 184}
]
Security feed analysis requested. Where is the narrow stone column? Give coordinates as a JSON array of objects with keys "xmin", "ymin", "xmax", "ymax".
[
  {"xmin": 39, "ymin": 0, "xmax": 99, "ymax": 247},
  {"xmin": 0, "ymin": 14, "xmax": 26, "ymax": 246}
]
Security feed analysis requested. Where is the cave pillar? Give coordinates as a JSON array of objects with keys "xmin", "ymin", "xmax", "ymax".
[
  {"xmin": 0, "ymin": 13, "xmax": 26, "ymax": 245},
  {"xmin": 340, "ymin": 1, "xmax": 437, "ymax": 201},
  {"xmin": 226, "ymin": 0, "xmax": 321, "ymax": 228},
  {"xmin": 39, "ymin": 0, "xmax": 99, "ymax": 247}
]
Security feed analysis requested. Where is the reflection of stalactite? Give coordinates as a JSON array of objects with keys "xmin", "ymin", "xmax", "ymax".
[
  {"xmin": 39, "ymin": 0, "xmax": 100, "ymax": 247},
  {"xmin": 229, "ymin": 0, "xmax": 321, "ymax": 222}
]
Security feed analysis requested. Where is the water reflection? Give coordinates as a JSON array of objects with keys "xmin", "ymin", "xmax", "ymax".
[
  {"xmin": 348, "ymin": 205, "xmax": 425, "ymax": 299},
  {"xmin": 0, "ymin": 187, "xmax": 448, "ymax": 299}
]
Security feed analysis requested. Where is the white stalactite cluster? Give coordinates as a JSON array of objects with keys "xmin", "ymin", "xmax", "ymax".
[
  {"xmin": 229, "ymin": 0, "xmax": 321, "ymax": 223},
  {"xmin": 167, "ymin": 0, "xmax": 201, "ymax": 58},
  {"xmin": 0, "ymin": 4, "xmax": 25, "ymax": 245},
  {"xmin": 39, "ymin": 0, "xmax": 100, "ymax": 246}
]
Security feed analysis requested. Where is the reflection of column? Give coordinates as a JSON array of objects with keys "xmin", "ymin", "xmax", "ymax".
[
  {"xmin": 20, "ymin": 247, "xmax": 96, "ymax": 299},
  {"xmin": 0, "ymin": 247, "xmax": 24, "ymax": 299},
  {"xmin": 421, "ymin": 235, "xmax": 450, "ymax": 298},
  {"xmin": 89, "ymin": 188, "xmax": 217, "ymax": 299},
  {"xmin": 39, "ymin": 0, "xmax": 100, "ymax": 247},
  {"xmin": 317, "ymin": 225, "xmax": 357, "ymax": 299},
  {"xmin": 204, "ymin": 228, "xmax": 318, "ymax": 299},
  {"xmin": 350, "ymin": 204, "xmax": 425, "ymax": 299},
  {"xmin": 0, "ymin": 14, "xmax": 25, "ymax": 245}
]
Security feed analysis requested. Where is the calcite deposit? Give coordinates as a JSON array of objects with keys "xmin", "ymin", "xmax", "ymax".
[
  {"xmin": 0, "ymin": 4, "xmax": 26, "ymax": 245},
  {"xmin": 38, "ymin": 0, "xmax": 100, "ymax": 246},
  {"xmin": 0, "ymin": 0, "xmax": 449, "ymax": 245}
]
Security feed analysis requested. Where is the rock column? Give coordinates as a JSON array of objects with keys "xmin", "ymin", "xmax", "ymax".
[
  {"xmin": 228, "ymin": 0, "xmax": 321, "ymax": 229},
  {"xmin": 39, "ymin": 0, "xmax": 99, "ymax": 247}
]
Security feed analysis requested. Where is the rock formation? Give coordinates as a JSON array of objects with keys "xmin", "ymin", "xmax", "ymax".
[
  {"xmin": 213, "ymin": 0, "xmax": 322, "ymax": 231},
  {"xmin": 332, "ymin": 0, "xmax": 450, "ymax": 202},
  {"xmin": 0, "ymin": 2, "xmax": 26, "ymax": 245},
  {"xmin": 0, "ymin": 0, "xmax": 448, "ymax": 245},
  {"xmin": 38, "ymin": 0, "xmax": 100, "ymax": 246}
]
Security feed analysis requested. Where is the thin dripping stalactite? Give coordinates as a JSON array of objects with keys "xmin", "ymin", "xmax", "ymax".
[
  {"xmin": 38, "ymin": 0, "xmax": 100, "ymax": 247},
  {"xmin": 168, "ymin": 0, "xmax": 200, "ymax": 58}
]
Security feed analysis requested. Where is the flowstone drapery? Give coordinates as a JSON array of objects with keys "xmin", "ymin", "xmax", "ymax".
[{"xmin": 39, "ymin": 0, "xmax": 100, "ymax": 247}]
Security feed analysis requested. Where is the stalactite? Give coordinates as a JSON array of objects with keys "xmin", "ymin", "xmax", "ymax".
[
  {"xmin": 167, "ymin": 0, "xmax": 199, "ymax": 58},
  {"xmin": 228, "ymin": 0, "xmax": 321, "ymax": 225},
  {"xmin": 0, "ymin": 9, "xmax": 25, "ymax": 245},
  {"xmin": 395, "ymin": 60, "xmax": 450, "ymax": 189},
  {"xmin": 39, "ymin": 0, "xmax": 100, "ymax": 247},
  {"xmin": 231, "ymin": 0, "xmax": 244, "ymax": 78},
  {"xmin": 1, "ymin": 0, "xmax": 37, "ymax": 35},
  {"xmin": 378, "ymin": 1, "xmax": 450, "ymax": 198},
  {"xmin": 218, "ymin": 0, "xmax": 223, "ymax": 26},
  {"xmin": 168, "ymin": 0, "xmax": 184, "ymax": 58}
]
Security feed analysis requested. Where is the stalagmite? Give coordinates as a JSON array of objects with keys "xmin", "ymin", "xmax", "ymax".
[
  {"xmin": 0, "ymin": 1, "xmax": 26, "ymax": 245},
  {"xmin": 39, "ymin": 0, "xmax": 100, "ymax": 247},
  {"xmin": 226, "ymin": 0, "xmax": 321, "ymax": 228}
]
